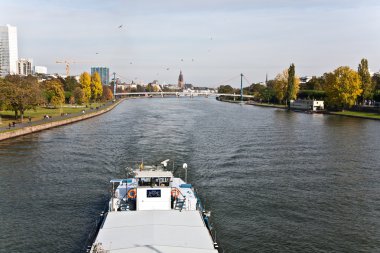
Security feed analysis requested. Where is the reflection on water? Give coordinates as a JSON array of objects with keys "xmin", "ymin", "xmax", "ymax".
[{"xmin": 0, "ymin": 98, "xmax": 379, "ymax": 252}]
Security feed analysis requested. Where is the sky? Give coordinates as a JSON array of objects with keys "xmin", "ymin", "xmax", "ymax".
[{"xmin": 1, "ymin": 0, "xmax": 379, "ymax": 87}]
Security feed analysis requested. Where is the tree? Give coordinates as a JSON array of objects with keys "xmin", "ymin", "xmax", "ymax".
[
  {"xmin": 266, "ymin": 79, "xmax": 276, "ymax": 90},
  {"xmin": 79, "ymin": 72, "xmax": 91, "ymax": 103},
  {"xmin": 64, "ymin": 76, "xmax": 79, "ymax": 92},
  {"xmin": 136, "ymin": 85, "xmax": 144, "ymax": 92},
  {"xmin": 274, "ymin": 65, "xmax": 300, "ymax": 105},
  {"xmin": 91, "ymin": 72, "xmax": 103, "ymax": 101},
  {"xmin": 372, "ymin": 72, "xmax": 380, "ymax": 90},
  {"xmin": 145, "ymin": 84, "xmax": 152, "ymax": 92},
  {"xmin": 358, "ymin": 58, "xmax": 374, "ymax": 103},
  {"xmin": 102, "ymin": 85, "xmax": 113, "ymax": 101},
  {"xmin": 274, "ymin": 69, "xmax": 288, "ymax": 104},
  {"xmin": 217, "ymin": 85, "xmax": 234, "ymax": 94},
  {"xmin": 249, "ymin": 83, "xmax": 266, "ymax": 94},
  {"xmin": 42, "ymin": 79, "xmax": 65, "ymax": 107},
  {"xmin": 0, "ymin": 75, "xmax": 43, "ymax": 122},
  {"xmin": 286, "ymin": 63, "xmax": 300, "ymax": 105},
  {"xmin": 325, "ymin": 66, "xmax": 362, "ymax": 109},
  {"xmin": 261, "ymin": 87, "xmax": 275, "ymax": 103},
  {"xmin": 73, "ymin": 87, "xmax": 86, "ymax": 105},
  {"xmin": 303, "ymin": 76, "xmax": 326, "ymax": 90}
]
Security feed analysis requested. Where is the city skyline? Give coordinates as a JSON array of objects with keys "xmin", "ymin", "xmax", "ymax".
[{"xmin": 1, "ymin": 0, "xmax": 379, "ymax": 87}]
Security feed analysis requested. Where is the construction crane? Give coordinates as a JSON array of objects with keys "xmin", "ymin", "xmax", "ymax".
[{"xmin": 55, "ymin": 60, "xmax": 78, "ymax": 76}]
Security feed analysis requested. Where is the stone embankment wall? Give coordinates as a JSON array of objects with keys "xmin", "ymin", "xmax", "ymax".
[{"xmin": 0, "ymin": 100, "xmax": 123, "ymax": 141}]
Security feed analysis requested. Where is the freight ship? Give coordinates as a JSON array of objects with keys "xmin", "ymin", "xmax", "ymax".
[{"xmin": 87, "ymin": 160, "xmax": 219, "ymax": 253}]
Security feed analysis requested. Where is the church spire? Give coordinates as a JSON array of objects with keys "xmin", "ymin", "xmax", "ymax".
[{"xmin": 178, "ymin": 70, "xmax": 184, "ymax": 89}]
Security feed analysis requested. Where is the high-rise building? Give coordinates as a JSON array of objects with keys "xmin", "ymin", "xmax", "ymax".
[
  {"xmin": 17, "ymin": 58, "xmax": 33, "ymax": 76},
  {"xmin": 0, "ymin": 24, "xmax": 18, "ymax": 76},
  {"xmin": 91, "ymin": 67, "xmax": 109, "ymax": 85},
  {"xmin": 178, "ymin": 70, "xmax": 184, "ymax": 89}
]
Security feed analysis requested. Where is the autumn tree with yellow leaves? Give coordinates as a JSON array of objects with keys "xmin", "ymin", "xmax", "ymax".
[
  {"xmin": 325, "ymin": 66, "xmax": 362, "ymax": 109},
  {"xmin": 42, "ymin": 79, "xmax": 65, "ymax": 108},
  {"xmin": 274, "ymin": 69, "xmax": 288, "ymax": 104},
  {"xmin": 79, "ymin": 72, "xmax": 91, "ymax": 103},
  {"xmin": 91, "ymin": 72, "xmax": 103, "ymax": 101},
  {"xmin": 274, "ymin": 64, "xmax": 300, "ymax": 104}
]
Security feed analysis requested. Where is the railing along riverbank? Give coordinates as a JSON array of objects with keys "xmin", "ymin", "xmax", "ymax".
[{"xmin": 0, "ymin": 99, "xmax": 125, "ymax": 141}]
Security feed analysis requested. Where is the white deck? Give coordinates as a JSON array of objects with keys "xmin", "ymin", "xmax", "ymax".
[{"xmin": 93, "ymin": 210, "xmax": 217, "ymax": 253}]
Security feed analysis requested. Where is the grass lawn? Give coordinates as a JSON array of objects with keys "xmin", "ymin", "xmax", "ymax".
[
  {"xmin": 331, "ymin": 110, "xmax": 380, "ymax": 119},
  {"xmin": 0, "ymin": 102, "xmax": 104, "ymax": 126}
]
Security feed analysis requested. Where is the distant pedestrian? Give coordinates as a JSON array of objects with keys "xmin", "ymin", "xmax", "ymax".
[
  {"xmin": 8, "ymin": 123, "xmax": 11, "ymax": 129},
  {"xmin": 28, "ymin": 116, "xmax": 32, "ymax": 123}
]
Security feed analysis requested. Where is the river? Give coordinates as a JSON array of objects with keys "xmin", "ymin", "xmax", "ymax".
[{"xmin": 1, "ymin": 98, "xmax": 379, "ymax": 252}]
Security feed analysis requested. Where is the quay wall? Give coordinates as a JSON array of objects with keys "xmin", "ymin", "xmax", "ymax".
[{"xmin": 0, "ymin": 99, "xmax": 123, "ymax": 141}]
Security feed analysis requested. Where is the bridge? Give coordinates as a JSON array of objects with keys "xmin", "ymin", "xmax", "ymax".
[{"xmin": 115, "ymin": 91, "xmax": 254, "ymax": 99}]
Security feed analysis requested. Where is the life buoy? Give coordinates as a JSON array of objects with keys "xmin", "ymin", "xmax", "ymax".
[
  {"xmin": 171, "ymin": 188, "xmax": 181, "ymax": 198},
  {"xmin": 127, "ymin": 189, "xmax": 137, "ymax": 199}
]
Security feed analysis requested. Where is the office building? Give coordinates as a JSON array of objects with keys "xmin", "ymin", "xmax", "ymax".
[
  {"xmin": 0, "ymin": 24, "xmax": 18, "ymax": 76},
  {"xmin": 34, "ymin": 66, "xmax": 48, "ymax": 75},
  {"xmin": 91, "ymin": 67, "xmax": 109, "ymax": 85},
  {"xmin": 17, "ymin": 58, "xmax": 33, "ymax": 76}
]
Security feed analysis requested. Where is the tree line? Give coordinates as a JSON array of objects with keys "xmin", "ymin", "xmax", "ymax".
[
  {"xmin": 0, "ymin": 72, "xmax": 114, "ymax": 121},
  {"xmin": 218, "ymin": 58, "xmax": 380, "ymax": 110}
]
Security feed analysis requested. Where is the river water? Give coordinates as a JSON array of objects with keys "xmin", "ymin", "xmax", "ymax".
[{"xmin": 1, "ymin": 98, "xmax": 379, "ymax": 253}]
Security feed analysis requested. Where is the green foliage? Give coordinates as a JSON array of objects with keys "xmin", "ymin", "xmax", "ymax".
[
  {"xmin": 79, "ymin": 72, "xmax": 91, "ymax": 103},
  {"xmin": 217, "ymin": 85, "xmax": 235, "ymax": 94},
  {"xmin": 136, "ymin": 85, "xmax": 144, "ymax": 92},
  {"xmin": 261, "ymin": 87, "xmax": 276, "ymax": 103},
  {"xmin": 0, "ymin": 75, "xmax": 43, "ymax": 121},
  {"xmin": 302, "ymin": 76, "xmax": 326, "ymax": 90},
  {"xmin": 248, "ymin": 83, "xmax": 266, "ymax": 94},
  {"xmin": 286, "ymin": 63, "xmax": 300, "ymax": 104},
  {"xmin": 64, "ymin": 91, "xmax": 72, "ymax": 101},
  {"xmin": 64, "ymin": 76, "xmax": 79, "ymax": 92},
  {"xmin": 372, "ymin": 90, "xmax": 380, "ymax": 101},
  {"xmin": 73, "ymin": 87, "xmax": 86, "ymax": 105},
  {"xmin": 297, "ymin": 90, "xmax": 326, "ymax": 100},
  {"xmin": 358, "ymin": 58, "xmax": 374, "ymax": 102},
  {"xmin": 325, "ymin": 66, "xmax": 362, "ymax": 109},
  {"xmin": 145, "ymin": 84, "xmax": 152, "ymax": 92},
  {"xmin": 91, "ymin": 72, "xmax": 103, "ymax": 101},
  {"xmin": 372, "ymin": 73, "xmax": 380, "ymax": 90},
  {"xmin": 266, "ymin": 80, "xmax": 276, "ymax": 90}
]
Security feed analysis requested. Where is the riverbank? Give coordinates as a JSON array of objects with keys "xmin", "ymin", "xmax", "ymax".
[
  {"xmin": 220, "ymin": 99, "xmax": 380, "ymax": 121},
  {"xmin": 0, "ymin": 102, "xmax": 104, "ymax": 127},
  {"xmin": 326, "ymin": 111, "xmax": 380, "ymax": 121},
  {"xmin": 0, "ymin": 99, "xmax": 124, "ymax": 141},
  {"xmin": 245, "ymin": 101, "xmax": 287, "ymax": 109}
]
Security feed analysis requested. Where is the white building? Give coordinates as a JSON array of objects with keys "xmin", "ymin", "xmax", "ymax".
[
  {"xmin": 0, "ymin": 24, "xmax": 18, "ymax": 76},
  {"xmin": 290, "ymin": 99, "xmax": 324, "ymax": 112},
  {"xmin": 34, "ymin": 65, "xmax": 47, "ymax": 75},
  {"xmin": 17, "ymin": 58, "xmax": 33, "ymax": 76}
]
